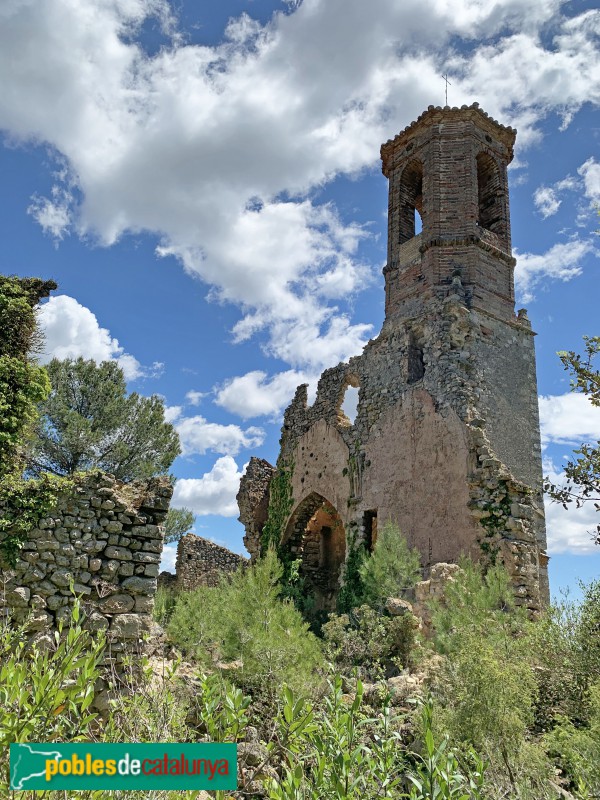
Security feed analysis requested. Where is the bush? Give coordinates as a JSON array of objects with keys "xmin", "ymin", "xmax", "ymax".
[
  {"xmin": 427, "ymin": 561, "xmax": 551, "ymax": 796},
  {"xmin": 322, "ymin": 604, "xmax": 418, "ymax": 681},
  {"xmin": 167, "ymin": 549, "xmax": 325, "ymax": 699},
  {"xmin": 0, "ymin": 602, "xmax": 104, "ymax": 794},
  {"xmin": 358, "ymin": 522, "xmax": 421, "ymax": 610}
]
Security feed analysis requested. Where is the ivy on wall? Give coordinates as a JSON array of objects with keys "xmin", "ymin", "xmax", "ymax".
[
  {"xmin": 261, "ymin": 460, "xmax": 294, "ymax": 552},
  {"xmin": 0, "ymin": 472, "xmax": 73, "ymax": 566}
]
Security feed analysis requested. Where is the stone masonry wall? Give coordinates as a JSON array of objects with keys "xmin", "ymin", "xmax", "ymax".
[
  {"xmin": 175, "ymin": 533, "xmax": 248, "ymax": 590},
  {"xmin": 0, "ymin": 471, "xmax": 172, "ymax": 691}
]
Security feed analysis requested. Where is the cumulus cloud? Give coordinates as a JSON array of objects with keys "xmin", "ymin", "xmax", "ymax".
[
  {"xmin": 215, "ymin": 369, "xmax": 309, "ymax": 419},
  {"xmin": 2, "ymin": 0, "xmax": 599, "ymax": 370},
  {"xmin": 514, "ymin": 238, "xmax": 597, "ymax": 303},
  {"xmin": 172, "ymin": 456, "xmax": 245, "ymax": 516},
  {"xmin": 37, "ymin": 295, "xmax": 159, "ymax": 380},
  {"xmin": 539, "ymin": 392, "xmax": 600, "ymax": 446},
  {"xmin": 175, "ymin": 414, "xmax": 264, "ymax": 456}
]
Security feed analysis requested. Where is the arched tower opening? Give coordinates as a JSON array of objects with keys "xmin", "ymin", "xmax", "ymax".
[
  {"xmin": 398, "ymin": 159, "xmax": 423, "ymax": 244},
  {"xmin": 281, "ymin": 493, "xmax": 346, "ymax": 613},
  {"xmin": 476, "ymin": 152, "xmax": 505, "ymax": 239}
]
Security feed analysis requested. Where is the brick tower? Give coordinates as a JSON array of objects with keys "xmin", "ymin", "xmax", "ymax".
[{"xmin": 239, "ymin": 104, "xmax": 549, "ymax": 612}]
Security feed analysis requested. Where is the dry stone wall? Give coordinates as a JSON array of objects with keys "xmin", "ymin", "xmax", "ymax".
[
  {"xmin": 175, "ymin": 533, "xmax": 248, "ymax": 590},
  {"xmin": 0, "ymin": 471, "xmax": 172, "ymax": 681}
]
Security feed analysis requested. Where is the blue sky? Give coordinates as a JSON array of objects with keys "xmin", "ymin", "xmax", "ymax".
[{"xmin": 1, "ymin": 0, "xmax": 599, "ymax": 600}]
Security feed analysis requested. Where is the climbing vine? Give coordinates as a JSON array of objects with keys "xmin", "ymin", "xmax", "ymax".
[
  {"xmin": 261, "ymin": 460, "xmax": 294, "ymax": 552},
  {"xmin": 477, "ymin": 479, "xmax": 512, "ymax": 565},
  {"xmin": 0, "ymin": 472, "xmax": 73, "ymax": 566},
  {"xmin": 336, "ymin": 527, "xmax": 367, "ymax": 614}
]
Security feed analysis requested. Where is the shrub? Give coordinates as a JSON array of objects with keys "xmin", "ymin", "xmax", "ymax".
[
  {"xmin": 322, "ymin": 604, "xmax": 417, "ymax": 681},
  {"xmin": 0, "ymin": 602, "xmax": 104, "ymax": 794},
  {"xmin": 427, "ymin": 560, "xmax": 549, "ymax": 795},
  {"xmin": 358, "ymin": 522, "xmax": 421, "ymax": 610},
  {"xmin": 167, "ymin": 549, "xmax": 325, "ymax": 699}
]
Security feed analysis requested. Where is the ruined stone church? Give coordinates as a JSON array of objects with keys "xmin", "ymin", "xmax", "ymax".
[{"xmin": 238, "ymin": 103, "xmax": 549, "ymax": 614}]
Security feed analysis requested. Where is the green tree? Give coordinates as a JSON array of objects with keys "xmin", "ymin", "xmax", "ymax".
[
  {"xmin": 358, "ymin": 521, "xmax": 422, "ymax": 609},
  {"xmin": 544, "ymin": 336, "xmax": 600, "ymax": 545},
  {"xmin": 0, "ymin": 276, "xmax": 54, "ymax": 477},
  {"xmin": 26, "ymin": 357, "xmax": 181, "ymax": 481},
  {"xmin": 164, "ymin": 506, "xmax": 195, "ymax": 543},
  {"xmin": 168, "ymin": 548, "xmax": 325, "ymax": 699}
]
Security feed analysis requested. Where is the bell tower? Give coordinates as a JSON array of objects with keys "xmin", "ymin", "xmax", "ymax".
[
  {"xmin": 239, "ymin": 103, "xmax": 550, "ymax": 613},
  {"xmin": 381, "ymin": 103, "xmax": 516, "ymax": 322}
]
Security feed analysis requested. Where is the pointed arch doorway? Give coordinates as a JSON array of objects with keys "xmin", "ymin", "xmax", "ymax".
[{"xmin": 282, "ymin": 493, "xmax": 346, "ymax": 613}]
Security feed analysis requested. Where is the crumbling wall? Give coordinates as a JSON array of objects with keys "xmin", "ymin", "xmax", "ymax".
[
  {"xmin": 175, "ymin": 533, "xmax": 247, "ymax": 590},
  {"xmin": 237, "ymin": 457, "xmax": 276, "ymax": 561},
  {"xmin": 0, "ymin": 470, "xmax": 172, "ymax": 702}
]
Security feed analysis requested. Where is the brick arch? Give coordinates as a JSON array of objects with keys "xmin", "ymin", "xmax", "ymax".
[
  {"xmin": 282, "ymin": 492, "xmax": 346, "ymax": 612},
  {"xmin": 398, "ymin": 158, "xmax": 423, "ymax": 244},
  {"xmin": 476, "ymin": 151, "xmax": 507, "ymax": 241}
]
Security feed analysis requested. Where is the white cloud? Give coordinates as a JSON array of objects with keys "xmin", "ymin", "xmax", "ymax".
[
  {"xmin": 539, "ymin": 392, "xmax": 600, "ymax": 446},
  {"xmin": 175, "ymin": 414, "xmax": 264, "ymax": 456},
  {"xmin": 544, "ymin": 457, "xmax": 599, "ymax": 555},
  {"xmin": 2, "ymin": 0, "xmax": 599, "ymax": 370},
  {"xmin": 514, "ymin": 238, "xmax": 597, "ymax": 303},
  {"xmin": 37, "ymin": 295, "xmax": 158, "ymax": 380},
  {"xmin": 28, "ymin": 186, "xmax": 73, "ymax": 240},
  {"xmin": 533, "ymin": 186, "xmax": 561, "ymax": 218},
  {"xmin": 172, "ymin": 456, "xmax": 245, "ymax": 516},
  {"xmin": 163, "ymin": 405, "xmax": 182, "ymax": 423},
  {"xmin": 185, "ymin": 390, "xmax": 206, "ymax": 406},
  {"xmin": 215, "ymin": 369, "xmax": 309, "ymax": 419},
  {"xmin": 578, "ymin": 157, "xmax": 600, "ymax": 204}
]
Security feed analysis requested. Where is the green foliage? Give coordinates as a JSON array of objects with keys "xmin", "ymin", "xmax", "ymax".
[
  {"xmin": 544, "ymin": 682, "xmax": 600, "ymax": 798},
  {"xmin": 407, "ymin": 698, "xmax": 486, "ymax": 800},
  {"xmin": 27, "ymin": 357, "xmax": 181, "ymax": 481},
  {"xmin": 544, "ymin": 335, "xmax": 600, "ymax": 544},
  {"xmin": 267, "ymin": 676, "xmax": 406, "ymax": 800},
  {"xmin": 187, "ymin": 671, "xmax": 251, "ymax": 743},
  {"xmin": 153, "ymin": 584, "xmax": 178, "ymax": 626},
  {"xmin": 167, "ymin": 549, "xmax": 325, "ymax": 698},
  {"xmin": 0, "ymin": 471, "xmax": 73, "ymax": 565},
  {"xmin": 358, "ymin": 522, "xmax": 421, "ymax": 610},
  {"xmin": 0, "ymin": 602, "xmax": 104, "ymax": 794},
  {"xmin": 428, "ymin": 561, "xmax": 550, "ymax": 796},
  {"xmin": 0, "ymin": 275, "xmax": 41, "ymax": 359},
  {"xmin": 0, "ymin": 356, "xmax": 50, "ymax": 476},
  {"xmin": 261, "ymin": 461, "xmax": 294, "ymax": 551},
  {"xmin": 0, "ymin": 275, "xmax": 54, "ymax": 477},
  {"xmin": 164, "ymin": 506, "xmax": 195, "ymax": 543},
  {"xmin": 336, "ymin": 530, "xmax": 367, "ymax": 614},
  {"xmin": 322, "ymin": 604, "xmax": 417, "ymax": 681}
]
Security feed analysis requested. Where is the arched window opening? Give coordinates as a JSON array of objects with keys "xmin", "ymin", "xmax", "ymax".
[
  {"xmin": 477, "ymin": 152, "xmax": 504, "ymax": 237},
  {"xmin": 407, "ymin": 332, "xmax": 425, "ymax": 384},
  {"xmin": 398, "ymin": 159, "xmax": 424, "ymax": 244},
  {"xmin": 338, "ymin": 376, "xmax": 360, "ymax": 426}
]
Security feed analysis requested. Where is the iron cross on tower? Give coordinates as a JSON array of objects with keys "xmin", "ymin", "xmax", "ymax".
[{"xmin": 441, "ymin": 73, "xmax": 452, "ymax": 105}]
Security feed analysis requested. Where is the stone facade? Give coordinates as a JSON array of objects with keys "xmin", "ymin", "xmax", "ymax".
[
  {"xmin": 0, "ymin": 471, "xmax": 172, "ymax": 679},
  {"xmin": 175, "ymin": 533, "xmax": 248, "ymax": 590},
  {"xmin": 238, "ymin": 104, "xmax": 549, "ymax": 614}
]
